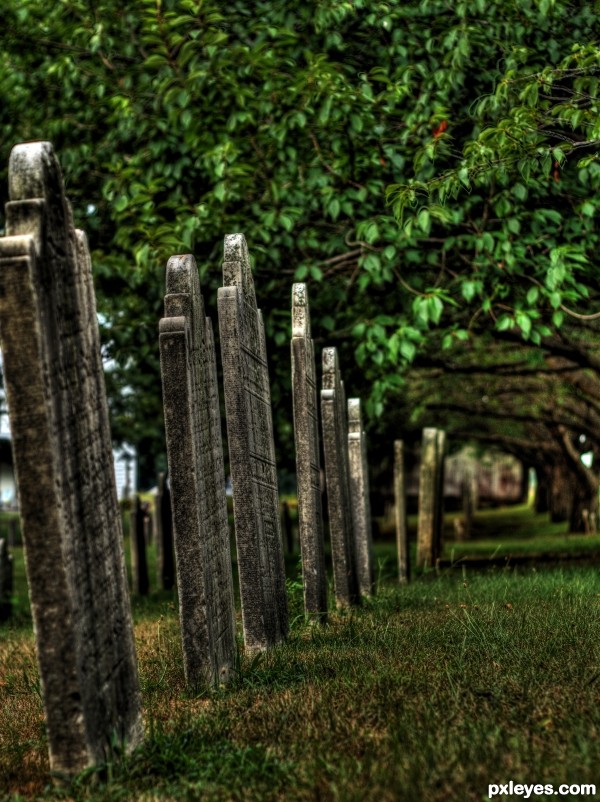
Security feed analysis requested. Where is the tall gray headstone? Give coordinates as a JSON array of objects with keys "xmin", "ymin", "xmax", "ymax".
[
  {"xmin": 0, "ymin": 538, "xmax": 13, "ymax": 622},
  {"xmin": 394, "ymin": 440, "xmax": 410, "ymax": 583},
  {"xmin": 417, "ymin": 427, "xmax": 438, "ymax": 570},
  {"xmin": 321, "ymin": 348, "xmax": 360, "ymax": 607},
  {"xmin": 347, "ymin": 398, "xmax": 374, "ymax": 596},
  {"xmin": 0, "ymin": 141, "xmax": 142, "ymax": 775},
  {"xmin": 218, "ymin": 234, "xmax": 288, "ymax": 652},
  {"xmin": 290, "ymin": 283, "xmax": 327, "ymax": 621},
  {"xmin": 159, "ymin": 254, "xmax": 236, "ymax": 685}
]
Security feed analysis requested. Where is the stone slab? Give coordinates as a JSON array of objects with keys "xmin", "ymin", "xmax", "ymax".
[
  {"xmin": 394, "ymin": 440, "xmax": 410, "ymax": 583},
  {"xmin": 291, "ymin": 283, "xmax": 327, "ymax": 621},
  {"xmin": 217, "ymin": 234, "xmax": 288, "ymax": 651},
  {"xmin": 321, "ymin": 347, "xmax": 359, "ymax": 607},
  {"xmin": 0, "ymin": 141, "xmax": 142, "ymax": 776},
  {"xmin": 347, "ymin": 398, "xmax": 374, "ymax": 596},
  {"xmin": 159, "ymin": 253, "xmax": 236, "ymax": 685}
]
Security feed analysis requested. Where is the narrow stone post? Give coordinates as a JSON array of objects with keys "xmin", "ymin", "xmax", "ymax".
[
  {"xmin": 347, "ymin": 398, "xmax": 374, "ymax": 596},
  {"xmin": 290, "ymin": 283, "xmax": 327, "ymax": 621},
  {"xmin": 460, "ymin": 461, "xmax": 477, "ymax": 541},
  {"xmin": 416, "ymin": 428, "xmax": 438, "ymax": 570},
  {"xmin": 434, "ymin": 429, "xmax": 447, "ymax": 561},
  {"xmin": 281, "ymin": 500, "xmax": 294, "ymax": 554},
  {"xmin": 130, "ymin": 496, "xmax": 149, "ymax": 596},
  {"xmin": 218, "ymin": 234, "xmax": 288, "ymax": 651},
  {"xmin": 0, "ymin": 538, "xmax": 13, "ymax": 622},
  {"xmin": 155, "ymin": 472, "xmax": 175, "ymax": 591},
  {"xmin": 0, "ymin": 141, "xmax": 141, "ymax": 775},
  {"xmin": 394, "ymin": 440, "xmax": 410, "ymax": 583},
  {"xmin": 321, "ymin": 348, "xmax": 360, "ymax": 607},
  {"xmin": 159, "ymin": 253, "xmax": 236, "ymax": 685}
]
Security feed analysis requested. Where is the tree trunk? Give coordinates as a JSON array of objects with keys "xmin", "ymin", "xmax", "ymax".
[
  {"xmin": 534, "ymin": 467, "xmax": 550, "ymax": 514},
  {"xmin": 548, "ymin": 462, "xmax": 572, "ymax": 523},
  {"xmin": 569, "ymin": 480, "xmax": 599, "ymax": 533}
]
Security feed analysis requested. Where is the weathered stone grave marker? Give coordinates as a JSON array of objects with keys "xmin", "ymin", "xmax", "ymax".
[
  {"xmin": 291, "ymin": 283, "xmax": 327, "ymax": 621},
  {"xmin": 129, "ymin": 495, "xmax": 150, "ymax": 596},
  {"xmin": 0, "ymin": 538, "xmax": 13, "ymax": 622},
  {"xmin": 434, "ymin": 429, "xmax": 447, "ymax": 559},
  {"xmin": 321, "ymin": 347, "xmax": 360, "ymax": 607},
  {"xmin": 347, "ymin": 398, "xmax": 374, "ymax": 596},
  {"xmin": 394, "ymin": 440, "xmax": 410, "ymax": 583},
  {"xmin": 417, "ymin": 427, "xmax": 438, "ymax": 569},
  {"xmin": 159, "ymin": 253, "xmax": 236, "ymax": 685},
  {"xmin": 155, "ymin": 471, "xmax": 175, "ymax": 591},
  {"xmin": 218, "ymin": 234, "xmax": 288, "ymax": 651},
  {"xmin": 0, "ymin": 141, "xmax": 141, "ymax": 775}
]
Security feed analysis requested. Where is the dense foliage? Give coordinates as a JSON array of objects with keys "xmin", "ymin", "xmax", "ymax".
[{"xmin": 1, "ymin": 0, "xmax": 598, "ymax": 520}]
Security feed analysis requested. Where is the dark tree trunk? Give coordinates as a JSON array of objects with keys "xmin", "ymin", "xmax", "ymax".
[
  {"xmin": 569, "ymin": 480, "xmax": 600, "ymax": 533},
  {"xmin": 519, "ymin": 463, "xmax": 531, "ymax": 505},
  {"xmin": 548, "ymin": 462, "xmax": 572, "ymax": 523},
  {"xmin": 534, "ymin": 467, "xmax": 550, "ymax": 514}
]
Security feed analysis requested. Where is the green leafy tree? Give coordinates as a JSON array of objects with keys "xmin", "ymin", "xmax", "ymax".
[{"xmin": 1, "ymin": 0, "xmax": 598, "ymax": 499}]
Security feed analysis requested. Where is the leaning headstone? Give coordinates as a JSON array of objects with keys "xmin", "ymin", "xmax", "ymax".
[
  {"xmin": 347, "ymin": 398, "xmax": 375, "ymax": 596},
  {"xmin": 155, "ymin": 472, "xmax": 175, "ymax": 591},
  {"xmin": 160, "ymin": 253, "xmax": 236, "ymax": 685},
  {"xmin": 218, "ymin": 234, "xmax": 288, "ymax": 652},
  {"xmin": 129, "ymin": 496, "xmax": 149, "ymax": 596},
  {"xmin": 321, "ymin": 348, "xmax": 360, "ymax": 607},
  {"xmin": 416, "ymin": 427, "xmax": 438, "ymax": 569},
  {"xmin": 0, "ymin": 141, "xmax": 142, "ymax": 775},
  {"xmin": 0, "ymin": 538, "xmax": 13, "ymax": 622},
  {"xmin": 394, "ymin": 440, "xmax": 410, "ymax": 583},
  {"xmin": 290, "ymin": 283, "xmax": 327, "ymax": 621}
]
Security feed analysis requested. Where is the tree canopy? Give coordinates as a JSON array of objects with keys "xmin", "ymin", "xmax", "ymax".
[{"xmin": 1, "ymin": 0, "xmax": 599, "ymax": 525}]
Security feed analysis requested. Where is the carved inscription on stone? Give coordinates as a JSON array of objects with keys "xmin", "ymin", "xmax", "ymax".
[
  {"xmin": 347, "ymin": 398, "xmax": 375, "ymax": 597},
  {"xmin": 159, "ymin": 254, "xmax": 236, "ymax": 685},
  {"xmin": 218, "ymin": 234, "xmax": 288, "ymax": 651},
  {"xmin": 291, "ymin": 283, "xmax": 327, "ymax": 621},
  {"xmin": 321, "ymin": 348, "xmax": 359, "ymax": 607},
  {"xmin": 0, "ymin": 141, "xmax": 142, "ymax": 775}
]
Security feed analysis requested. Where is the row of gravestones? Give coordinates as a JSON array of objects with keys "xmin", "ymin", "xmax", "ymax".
[{"xmin": 0, "ymin": 142, "xmax": 448, "ymax": 778}]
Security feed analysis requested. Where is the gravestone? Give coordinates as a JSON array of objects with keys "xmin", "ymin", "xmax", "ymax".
[
  {"xmin": 394, "ymin": 440, "xmax": 410, "ymax": 583},
  {"xmin": 434, "ymin": 429, "xmax": 447, "ymax": 558},
  {"xmin": 0, "ymin": 141, "xmax": 141, "ymax": 775},
  {"xmin": 321, "ymin": 347, "xmax": 360, "ymax": 607},
  {"xmin": 129, "ymin": 496, "xmax": 149, "ymax": 596},
  {"xmin": 460, "ymin": 462, "xmax": 477, "ymax": 541},
  {"xmin": 416, "ymin": 427, "xmax": 438, "ymax": 569},
  {"xmin": 155, "ymin": 472, "xmax": 175, "ymax": 591},
  {"xmin": 0, "ymin": 538, "xmax": 13, "ymax": 622},
  {"xmin": 159, "ymin": 253, "xmax": 236, "ymax": 685},
  {"xmin": 281, "ymin": 500, "xmax": 294, "ymax": 554},
  {"xmin": 347, "ymin": 398, "xmax": 374, "ymax": 596},
  {"xmin": 218, "ymin": 234, "xmax": 288, "ymax": 651},
  {"xmin": 290, "ymin": 283, "xmax": 327, "ymax": 621}
]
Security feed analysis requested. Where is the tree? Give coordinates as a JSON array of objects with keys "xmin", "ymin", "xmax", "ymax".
[{"xmin": 1, "ymin": 0, "xmax": 598, "ymax": 493}]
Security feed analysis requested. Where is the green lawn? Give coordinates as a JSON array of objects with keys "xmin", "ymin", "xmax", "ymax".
[{"xmin": 2, "ymin": 507, "xmax": 600, "ymax": 801}]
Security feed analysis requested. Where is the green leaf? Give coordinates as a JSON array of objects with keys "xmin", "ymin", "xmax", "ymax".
[{"xmin": 400, "ymin": 340, "xmax": 416, "ymax": 361}]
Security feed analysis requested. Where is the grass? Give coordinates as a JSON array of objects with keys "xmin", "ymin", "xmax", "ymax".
[{"xmin": 2, "ymin": 508, "xmax": 600, "ymax": 801}]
